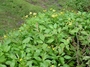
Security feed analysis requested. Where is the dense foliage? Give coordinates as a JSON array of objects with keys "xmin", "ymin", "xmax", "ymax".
[
  {"xmin": 0, "ymin": 10, "xmax": 90, "ymax": 67},
  {"xmin": 67, "ymin": 0, "xmax": 90, "ymax": 11}
]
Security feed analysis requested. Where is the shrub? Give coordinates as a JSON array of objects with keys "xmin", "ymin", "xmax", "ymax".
[{"xmin": 0, "ymin": 10, "xmax": 90, "ymax": 67}]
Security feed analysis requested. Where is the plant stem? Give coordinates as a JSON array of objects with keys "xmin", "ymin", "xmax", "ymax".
[{"xmin": 76, "ymin": 22, "xmax": 80, "ymax": 66}]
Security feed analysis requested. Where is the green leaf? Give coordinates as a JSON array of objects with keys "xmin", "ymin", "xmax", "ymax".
[
  {"xmin": 34, "ymin": 56, "xmax": 41, "ymax": 61},
  {"xmin": 60, "ymin": 43, "xmax": 65, "ymax": 49},
  {"xmin": 44, "ymin": 29, "xmax": 51, "ymax": 34},
  {"xmin": 49, "ymin": 24, "xmax": 53, "ymax": 29},
  {"xmin": 47, "ymin": 38, "xmax": 54, "ymax": 43},
  {"xmin": 9, "ymin": 54, "xmax": 17, "ymax": 59},
  {"xmin": 37, "ymin": 40, "xmax": 43, "ymax": 43},
  {"xmin": 2, "ymin": 45, "xmax": 10, "ymax": 52},
  {"xmin": 22, "ymin": 37, "xmax": 31, "ymax": 43},
  {"xmin": 0, "ymin": 64, "xmax": 6, "ymax": 67},
  {"xmin": 52, "ymin": 29, "xmax": 57, "ymax": 34},
  {"xmin": 39, "ymin": 34, "xmax": 45, "ymax": 41},
  {"xmin": 42, "ymin": 43, "xmax": 48, "ymax": 50},
  {"xmin": 26, "ymin": 61, "xmax": 32, "ymax": 67},
  {"xmin": 64, "ymin": 55, "xmax": 71, "ymax": 59},
  {"xmin": 39, "ymin": 25, "xmax": 46, "ymax": 29},
  {"xmin": 26, "ymin": 48, "xmax": 31, "ymax": 53},
  {"xmin": 65, "ymin": 44, "xmax": 69, "ymax": 50},
  {"xmin": 81, "ymin": 31, "xmax": 88, "ymax": 35},
  {"xmin": 58, "ymin": 28, "xmax": 61, "ymax": 33},
  {"xmin": 40, "ymin": 62, "xmax": 48, "ymax": 67},
  {"xmin": 63, "ymin": 64, "xmax": 69, "ymax": 67},
  {"xmin": 4, "ymin": 39, "xmax": 11, "ymax": 45},
  {"xmin": 6, "ymin": 60, "xmax": 15, "ymax": 67},
  {"xmin": 44, "ymin": 34, "xmax": 52, "ymax": 37},
  {"xmin": 83, "ymin": 56, "xmax": 90, "ymax": 60},
  {"xmin": 0, "ymin": 55, "xmax": 6, "ymax": 63},
  {"xmin": 58, "ymin": 44, "xmax": 65, "ymax": 54},
  {"xmin": 59, "ymin": 57, "xmax": 65, "ymax": 65},
  {"xmin": 40, "ymin": 60, "xmax": 50, "ymax": 67},
  {"xmin": 54, "ymin": 23, "xmax": 57, "ymax": 29},
  {"xmin": 69, "ymin": 28, "xmax": 79, "ymax": 35}
]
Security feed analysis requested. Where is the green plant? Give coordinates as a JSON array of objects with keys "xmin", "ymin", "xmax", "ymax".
[
  {"xmin": 0, "ymin": 10, "xmax": 90, "ymax": 67},
  {"xmin": 66, "ymin": 0, "xmax": 90, "ymax": 11}
]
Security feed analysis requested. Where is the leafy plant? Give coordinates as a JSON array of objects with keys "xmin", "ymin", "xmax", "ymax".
[{"xmin": 0, "ymin": 10, "xmax": 90, "ymax": 67}]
